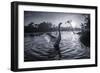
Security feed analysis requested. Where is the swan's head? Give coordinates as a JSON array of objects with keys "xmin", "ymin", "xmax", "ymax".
[{"xmin": 59, "ymin": 22, "xmax": 62, "ymax": 26}]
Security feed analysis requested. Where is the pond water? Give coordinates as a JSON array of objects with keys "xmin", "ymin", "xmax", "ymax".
[{"xmin": 24, "ymin": 31, "xmax": 90, "ymax": 61}]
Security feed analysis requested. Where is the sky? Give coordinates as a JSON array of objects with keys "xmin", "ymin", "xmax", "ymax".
[{"xmin": 24, "ymin": 11, "xmax": 89, "ymax": 28}]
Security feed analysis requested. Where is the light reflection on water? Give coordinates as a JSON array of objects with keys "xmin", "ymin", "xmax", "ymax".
[
  {"xmin": 24, "ymin": 31, "xmax": 90, "ymax": 61},
  {"xmin": 50, "ymin": 31, "xmax": 81, "ymax": 48}
]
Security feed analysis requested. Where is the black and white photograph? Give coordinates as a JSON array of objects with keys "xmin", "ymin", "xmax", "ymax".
[
  {"xmin": 11, "ymin": 1, "xmax": 97, "ymax": 71},
  {"xmin": 24, "ymin": 11, "xmax": 90, "ymax": 61}
]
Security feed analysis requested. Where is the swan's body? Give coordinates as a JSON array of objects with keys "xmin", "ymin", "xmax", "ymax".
[{"xmin": 53, "ymin": 23, "xmax": 62, "ymax": 60}]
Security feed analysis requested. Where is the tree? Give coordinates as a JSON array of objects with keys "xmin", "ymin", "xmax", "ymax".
[
  {"xmin": 24, "ymin": 22, "xmax": 34, "ymax": 33},
  {"xmin": 38, "ymin": 22, "xmax": 52, "ymax": 32},
  {"xmin": 80, "ymin": 14, "xmax": 90, "ymax": 47}
]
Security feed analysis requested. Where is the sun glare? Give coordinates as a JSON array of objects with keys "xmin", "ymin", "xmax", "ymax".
[{"xmin": 71, "ymin": 21, "xmax": 76, "ymax": 28}]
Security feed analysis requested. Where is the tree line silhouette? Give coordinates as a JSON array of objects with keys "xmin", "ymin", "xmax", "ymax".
[{"xmin": 24, "ymin": 21, "xmax": 81, "ymax": 33}]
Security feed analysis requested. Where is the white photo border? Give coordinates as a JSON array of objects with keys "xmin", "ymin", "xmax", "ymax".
[{"xmin": 17, "ymin": 4, "xmax": 96, "ymax": 69}]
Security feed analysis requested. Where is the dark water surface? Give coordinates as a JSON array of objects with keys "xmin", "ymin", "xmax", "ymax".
[{"xmin": 24, "ymin": 31, "xmax": 90, "ymax": 61}]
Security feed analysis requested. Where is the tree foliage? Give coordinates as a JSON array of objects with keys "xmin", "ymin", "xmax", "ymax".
[{"xmin": 80, "ymin": 14, "xmax": 90, "ymax": 47}]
